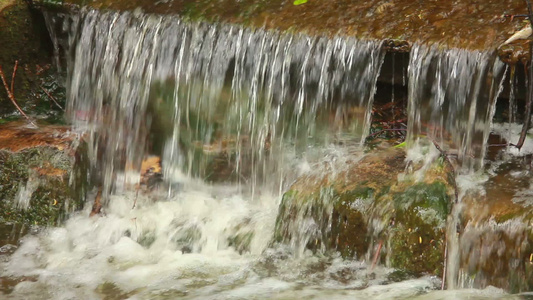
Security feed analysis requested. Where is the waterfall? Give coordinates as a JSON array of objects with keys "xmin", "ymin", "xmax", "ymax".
[
  {"xmin": 406, "ymin": 44, "xmax": 505, "ymax": 172},
  {"xmin": 406, "ymin": 44, "xmax": 507, "ymax": 289},
  {"xmin": 4, "ymin": 5, "xmax": 528, "ymax": 299},
  {"xmin": 64, "ymin": 8, "xmax": 385, "ymax": 201}
]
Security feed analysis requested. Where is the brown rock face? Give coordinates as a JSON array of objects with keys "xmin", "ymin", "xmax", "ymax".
[{"xmin": 37, "ymin": 0, "xmax": 530, "ymax": 60}]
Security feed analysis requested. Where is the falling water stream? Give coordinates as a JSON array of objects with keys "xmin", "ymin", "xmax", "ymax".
[{"xmin": 1, "ymin": 7, "xmax": 531, "ymax": 299}]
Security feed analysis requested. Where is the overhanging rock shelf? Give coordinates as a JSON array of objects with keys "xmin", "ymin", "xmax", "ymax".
[{"xmin": 31, "ymin": 0, "xmax": 531, "ymax": 64}]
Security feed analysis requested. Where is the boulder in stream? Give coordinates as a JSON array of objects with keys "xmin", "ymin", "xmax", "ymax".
[{"xmin": 274, "ymin": 142, "xmax": 455, "ymax": 277}]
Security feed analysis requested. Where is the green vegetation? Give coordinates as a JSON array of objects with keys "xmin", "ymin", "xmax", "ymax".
[
  {"xmin": 273, "ymin": 146, "xmax": 453, "ymax": 276},
  {"xmin": 0, "ymin": 146, "xmax": 86, "ymax": 225}
]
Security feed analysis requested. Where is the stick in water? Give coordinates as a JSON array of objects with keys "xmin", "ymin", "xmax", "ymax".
[
  {"xmin": 370, "ymin": 240, "xmax": 383, "ymax": 270},
  {"xmin": 441, "ymin": 234, "xmax": 448, "ymax": 290},
  {"xmin": 40, "ymin": 85, "xmax": 64, "ymax": 110}
]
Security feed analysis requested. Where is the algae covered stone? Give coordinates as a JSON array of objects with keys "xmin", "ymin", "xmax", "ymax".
[
  {"xmin": 0, "ymin": 123, "xmax": 87, "ymax": 225},
  {"xmin": 387, "ymin": 182, "xmax": 450, "ymax": 276},
  {"xmin": 273, "ymin": 145, "xmax": 455, "ymax": 277}
]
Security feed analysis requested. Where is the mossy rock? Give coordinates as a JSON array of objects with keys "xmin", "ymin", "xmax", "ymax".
[
  {"xmin": 458, "ymin": 221, "xmax": 533, "ymax": 293},
  {"xmin": 227, "ymin": 231, "xmax": 254, "ymax": 254},
  {"xmin": 386, "ymin": 182, "xmax": 449, "ymax": 276},
  {"xmin": 0, "ymin": 124, "xmax": 88, "ymax": 226},
  {"xmin": 273, "ymin": 147, "xmax": 406, "ymax": 259},
  {"xmin": 274, "ymin": 186, "xmax": 373, "ymax": 259},
  {"xmin": 273, "ymin": 146, "xmax": 454, "ymax": 277}
]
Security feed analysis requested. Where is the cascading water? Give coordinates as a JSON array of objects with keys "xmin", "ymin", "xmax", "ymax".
[
  {"xmin": 2, "ymin": 6, "xmax": 531, "ymax": 300},
  {"xmin": 406, "ymin": 44, "xmax": 505, "ymax": 172},
  {"xmin": 65, "ymin": 8, "xmax": 385, "ymax": 200},
  {"xmin": 406, "ymin": 44, "xmax": 507, "ymax": 289},
  {"xmin": 0, "ymin": 8, "xmax": 435, "ymax": 300}
]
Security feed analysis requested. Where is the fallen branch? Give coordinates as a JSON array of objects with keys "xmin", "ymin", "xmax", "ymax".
[
  {"xmin": 515, "ymin": 0, "xmax": 533, "ymax": 149},
  {"xmin": 90, "ymin": 189, "xmax": 103, "ymax": 217},
  {"xmin": 40, "ymin": 85, "xmax": 64, "ymax": 111},
  {"xmin": 503, "ymin": 14, "xmax": 530, "ymax": 22},
  {"xmin": 10, "ymin": 60, "xmax": 17, "ymax": 94},
  {"xmin": 0, "ymin": 64, "xmax": 36, "ymax": 127},
  {"xmin": 487, "ymin": 143, "xmax": 510, "ymax": 147}
]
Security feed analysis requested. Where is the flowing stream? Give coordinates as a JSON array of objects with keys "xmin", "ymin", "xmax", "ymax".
[{"xmin": 1, "ymin": 7, "xmax": 530, "ymax": 300}]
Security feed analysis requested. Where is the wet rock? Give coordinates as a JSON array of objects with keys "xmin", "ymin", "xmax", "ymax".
[
  {"xmin": 0, "ymin": 122, "xmax": 87, "ymax": 225},
  {"xmin": 387, "ymin": 181, "xmax": 449, "ymax": 276},
  {"xmin": 138, "ymin": 155, "xmax": 163, "ymax": 190},
  {"xmin": 37, "ymin": 0, "xmax": 528, "ymax": 61},
  {"xmin": 458, "ymin": 159, "xmax": 533, "ymax": 292},
  {"xmin": 96, "ymin": 282, "xmax": 138, "ymax": 299},
  {"xmin": 274, "ymin": 144, "xmax": 455, "ymax": 276},
  {"xmin": 498, "ymin": 42, "xmax": 530, "ymax": 65}
]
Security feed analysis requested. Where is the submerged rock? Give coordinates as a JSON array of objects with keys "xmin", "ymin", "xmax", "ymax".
[
  {"xmin": 274, "ymin": 143, "xmax": 455, "ymax": 277},
  {"xmin": 0, "ymin": 122, "xmax": 87, "ymax": 225}
]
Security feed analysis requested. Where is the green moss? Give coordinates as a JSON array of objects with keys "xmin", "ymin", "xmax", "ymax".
[
  {"xmin": 388, "ymin": 182, "xmax": 450, "ymax": 276},
  {"xmin": 273, "ymin": 185, "xmax": 374, "ymax": 258},
  {"xmin": 394, "ymin": 182, "xmax": 450, "ymax": 222},
  {"xmin": 96, "ymin": 281, "xmax": 138, "ymax": 300},
  {"xmin": 227, "ymin": 231, "xmax": 253, "ymax": 254},
  {"xmin": 386, "ymin": 269, "xmax": 416, "ymax": 283},
  {"xmin": 0, "ymin": 146, "xmax": 86, "ymax": 226}
]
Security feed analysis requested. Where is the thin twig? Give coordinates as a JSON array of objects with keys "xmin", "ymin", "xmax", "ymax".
[
  {"xmin": 90, "ymin": 189, "xmax": 103, "ymax": 217},
  {"xmin": 504, "ymin": 14, "xmax": 530, "ymax": 22},
  {"xmin": 370, "ymin": 240, "xmax": 383, "ymax": 270},
  {"xmin": 132, "ymin": 186, "xmax": 139, "ymax": 210},
  {"xmin": 504, "ymin": 14, "xmax": 529, "ymax": 18},
  {"xmin": 10, "ymin": 60, "xmax": 18, "ymax": 94},
  {"xmin": 40, "ymin": 85, "xmax": 64, "ymax": 110},
  {"xmin": 516, "ymin": 0, "xmax": 533, "ymax": 149},
  {"xmin": 0, "ymin": 65, "xmax": 36, "ymax": 127},
  {"xmin": 441, "ymin": 234, "xmax": 448, "ymax": 290},
  {"xmin": 488, "ymin": 143, "xmax": 510, "ymax": 147},
  {"xmin": 366, "ymin": 128, "xmax": 407, "ymax": 139},
  {"xmin": 430, "ymin": 139, "xmax": 459, "ymax": 203}
]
